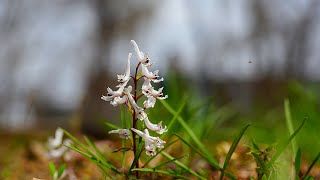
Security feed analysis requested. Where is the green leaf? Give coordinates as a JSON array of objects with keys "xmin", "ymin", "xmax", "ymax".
[
  {"xmin": 143, "ymin": 139, "xmax": 179, "ymax": 168},
  {"xmin": 220, "ymin": 123, "xmax": 251, "ymax": 180},
  {"xmin": 104, "ymin": 121, "xmax": 121, "ymax": 130},
  {"xmin": 83, "ymin": 136, "xmax": 107, "ymax": 162},
  {"xmin": 153, "ymin": 154, "xmax": 189, "ymax": 169},
  {"xmin": 128, "ymin": 138, "xmax": 144, "ymax": 177},
  {"xmin": 57, "ymin": 164, "xmax": 66, "ymax": 178},
  {"xmin": 161, "ymin": 152, "xmax": 206, "ymax": 180},
  {"xmin": 48, "ymin": 162, "xmax": 56, "ymax": 178},
  {"xmin": 160, "ymin": 100, "xmax": 220, "ymax": 169},
  {"xmin": 284, "ymin": 99, "xmax": 297, "ymax": 157},
  {"xmin": 267, "ymin": 117, "xmax": 307, "ymax": 168},
  {"xmin": 165, "ymin": 98, "xmax": 187, "ymax": 134},
  {"xmin": 66, "ymin": 144, "xmax": 119, "ymax": 174},
  {"xmin": 174, "ymin": 133, "xmax": 218, "ymax": 169},
  {"xmin": 251, "ymin": 152, "xmax": 269, "ymax": 177},
  {"xmin": 131, "ymin": 168, "xmax": 189, "ymax": 179},
  {"xmin": 294, "ymin": 148, "xmax": 301, "ymax": 180},
  {"xmin": 302, "ymin": 152, "xmax": 320, "ymax": 180}
]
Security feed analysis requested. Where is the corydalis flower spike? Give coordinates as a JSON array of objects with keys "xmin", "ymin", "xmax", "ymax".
[
  {"xmin": 143, "ymin": 116, "xmax": 167, "ymax": 134},
  {"xmin": 125, "ymin": 86, "xmax": 147, "ymax": 120},
  {"xmin": 108, "ymin": 129, "xmax": 131, "ymax": 139},
  {"xmin": 116, "ymin": 53, "xmax": 132, "ymax": 87},
  {"xmin": 130, "ymin": 40, "xmax": 152, "ymax": 66}
]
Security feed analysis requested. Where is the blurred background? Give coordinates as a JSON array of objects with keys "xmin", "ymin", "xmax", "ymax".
[{"xmin": 0, "ymin": 0, "xmax": 319, "ymax": 138}]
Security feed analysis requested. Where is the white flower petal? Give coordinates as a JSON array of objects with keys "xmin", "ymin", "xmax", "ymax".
[
  {"xmin": 117, "ymin": 53, "xmax": 132, "ymax": 86},
  {"xmin": 143, "ymin": 117, "xmax": 167, "ymax": 134},
  {"xmin": 125, "ymin": 86, "xmax": 147, "ymax": 120},
  {"xmin": 108, "ymin": 129, "xmax": 131, "ymax": 139},
  {"xmin": 48, "ymin": 127, "xmax": 64, "ymax": 149},
  {"xmin": 143, "ymin": 96, "xmax": 156, "ymax": 109},
  {"xmin": 131, "ymin": 40, "xmax": 152, "ymax": 66},
  {"xmin": 131, "ymin": 128, "xmax": 166, "ymax": 149}
]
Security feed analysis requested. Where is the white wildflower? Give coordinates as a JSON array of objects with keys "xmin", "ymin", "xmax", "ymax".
[
  {"xmin": 108, "ymin": 129, "xmax": 131, "ymax": 139},
  {"xmin": 125, "ymin": 86, "xmax": 147, "ymax": 120},
  {"xmin": 141, "ymin": 65, "xmax": 163, "ymax": 83},
  {"xmin": 48, "ymin": 139, "xmax": 72, "ymax": 159},
  {"xmin": 109, "ymin": 86, "xmax": 132, "ymax": 106},
  {"xmin": 144, "ymin": 129, "xmax": 157, "ymax": 156},
  {"xmin": 101, "ymin": 85, "xmax": 125, "ymax": 102},
  {"xmin": 143, "ymin": 96, "xmax": 156, "ymax": 109},
  {"xmin": 116, "ymin": 53, "xmax": 132, "ymax": 87},
  {"xmin": 131, "ymin": 128, "xmax": 166, "ymax": 149},
  {"xmin": 143, "ymin": 116, "xmax": 167, "ymax": 134},
  {"xmin": 47, "ymin": 128, "xmax": 72, "ymax": 159},
  {"xmin": 130, "ymin": 40, "xmax": 152, "ymax": 67},
  {"xmin": 48, "ymin": 127, "xmax": 64, "ymax": 149}
]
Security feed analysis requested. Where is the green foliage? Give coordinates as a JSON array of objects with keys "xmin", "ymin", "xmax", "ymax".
[{"xmin": 48, "ymin": 162, "xmax": 66, "ymax": 180}]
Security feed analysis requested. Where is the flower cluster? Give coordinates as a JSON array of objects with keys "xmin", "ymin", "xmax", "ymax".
[
  {"xmin": 101, "ymin": 40, "xmax": 168, "ymax": 156},
  {"xmin": 47, "ymin": 127, "xmax": 72, "ymax": 160}
]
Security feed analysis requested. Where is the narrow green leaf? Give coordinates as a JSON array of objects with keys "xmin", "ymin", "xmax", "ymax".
[
  {"xmin": 284, "ymin": 99, "xmax": 297, "ymax": 157},
  {"xmin": 57, "ymin": 164, "xmax": 66, "ymax": 178},
  {"xmin": 267, "ymin": 118, "xmax": 307, "ymax": 168},
  {"xmin": 305, "ymin": 176, "xmax": 315, "ymax": 180},
  {"xmin": 104, "ymin": 121, "xmax": 121, "ymax": 130},
  {"xmin": 161, "ymin": 152, "xmax": 206, "ymax": 180},
  {"xmin": 153, "ymin": 154, "xmax": 189, "ymax": 169},
  {"xmin": 143, "ymin": 139, "xmax": 179, "ymax": 168},
  {"xmin": 83, "ymin": 136, "xmax": 107, "ymax": 162},
  {"xmin": 128, "ymin": 139, "xmax": 144, "ymax": 177},
  {"xmin": 160, "ymin": 100, "xmax": 220, "ymax": 169},
  {"xmin": 165, "ymin": 98, "xmax": 186, "ymax": 133},
  {"xmin": 252, "ymin": 152, "xmax": 269, "ymax": 177},
  {"xmin": 302, "ymin": 152, "xmax": 320, "ymax": 180},
  {"xmin": 48, "ymin": 162, "xmax": 56, "ymax": 178},
  {"xmin": 220, "ymin": 123, "xmax": 251, "ymax": 180},
  {"xmin": 132, "ymin": 168, "xmax": 189, "ymax": 179},
  {"xmin": 61, "ymin": 129, "xmax": 92, "ymax": 154},
  {"xmin": 174, "ymin": 133, "xmax": 219, "ymax": 169},
  {"xmin": 294, "ymin": 148, "xmax": 301, "ymax": 180},
  {"xmin": 120, "ymin": 106, "xmax": 128, "ymax": 167},
  {"xmin": 66, "ymin": 145, "xmax": 120, "ymax": 174}
]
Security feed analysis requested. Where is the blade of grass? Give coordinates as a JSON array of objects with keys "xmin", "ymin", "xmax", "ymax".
[
  {"xmin": 57, "ymin": 164, "xmax": 66, "ymax": 178},
  {"xmin": 251, "ymin": 152, "xmax": 269, "ymax": 177},
  {"xmin": 220, "ymin": 123, "xmax": 251, "ymax": 180},
  {"xmin": 128, "ymin": 138, "xmax": 144, "ymax": 177},
  {"xmin": 301, "ymin": 152, "xmax": 320, "ymax": 180},
  {"xmin": 120, "ymin": 106, "xmax": 128, "ymax": 167},
  {"xmin": 161, "ymin": 151, "xmax": 206, "ymax": 180},
  {"xmin": 294, "ymin": 148, "xmax": 301, "ymax": 180},
  {"xmin": 153, "ymin": 154, "xmax": 189, "ymax": 169},
  {"xmin": 165, "ymin": 98, "xmax": 187, "ymax": 133},
  {"xmin": 66, "ymin": 145, "xmax": 119, "ymax": 174},
  {"xmin": 160, "ymin": 100, "xmax": 220, "ymax": 169},
  {"xmin": 267, "ymin": 117, "xmax": 307, "ymax": 168},
  {"xmin": 284, "ymin": 99, "xmax": 297, "ymax": 156},
  {"xmin": 61, "ymin": 129, "xmax": 93, "ymax": 154},
  {"xmin": 143, "ymin": 139, "xmax": 179, "ymax": 168},
  {"xmin": 132, "ymin": 168, "xmax": 189, "ymax": 179},
  {"xmin": 104, "ymin": 121, "xmax": 121, "ymax": 130},
  {"xmin": 174, "ymin": 133, "xmax": 218, "ymax": 169},
  {"xmin": 48, "ymin": 162, "xmax": 56, "ymax": 178},
  {"xmin": 83, "ymin": 136, "xmax": 107, "ymax": 162}
]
